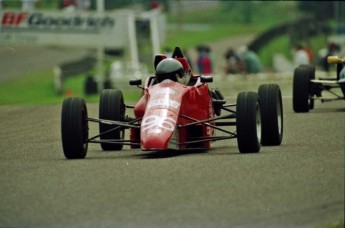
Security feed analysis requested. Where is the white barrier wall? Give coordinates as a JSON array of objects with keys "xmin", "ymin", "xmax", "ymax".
[
  {"xmin": 0, "ymin": 10, "xmax": 130, "ymax": 48},
  {"xmin": 0, "ymin": 8, "xmax": 166, "ymax": 91}
]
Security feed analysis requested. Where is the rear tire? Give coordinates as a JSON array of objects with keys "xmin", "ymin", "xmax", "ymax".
[
  {"xmin": 99, "ymin": 89, "xmax": 125, "ymax": 151},
  {"xmin": 61, "ymin": 97, "xmax": 89, "ymax": 159},
  {"xmin": 293, "ymin": 65, "xmax": 315, "ymax": 112},
  {"xmin": 258, "ymin": 84, "xmax": 283, "ymax": 146},
  {"xmin": 236, "ymin": 92, "xmax": 261, "ymax": 153}
]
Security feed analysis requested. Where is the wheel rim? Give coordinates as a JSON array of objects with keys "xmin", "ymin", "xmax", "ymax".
[
  {"xmin": 277, "ymin": 97, "xmax": 282, "ymax": 136},
  {"xmin": 256, "ymin": 103, "xmax": 262, "ymax": 143}
]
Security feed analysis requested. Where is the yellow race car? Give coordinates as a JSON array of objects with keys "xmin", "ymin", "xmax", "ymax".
[{"xmin": 293, "ymin": 56, "xmax": 345, "ymax": 112}]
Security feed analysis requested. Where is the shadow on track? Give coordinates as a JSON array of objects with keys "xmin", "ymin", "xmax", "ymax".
[{"xmin": 133, "ymin": 149, "xmax": 210, "ymax": 159}]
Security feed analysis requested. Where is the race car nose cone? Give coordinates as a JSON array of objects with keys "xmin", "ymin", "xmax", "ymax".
[
  {"xmin": 140, "ymin": 109, "xmax": 178, "ymax": 150},
  {"xmin": 141, "ymin": 133, "xmax": 170, "ymax": 150}
]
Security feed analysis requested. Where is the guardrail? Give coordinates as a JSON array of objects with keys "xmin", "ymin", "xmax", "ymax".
[{"xmin": 54, "ymin": 56, "xmax": 97, "ymax": 95}]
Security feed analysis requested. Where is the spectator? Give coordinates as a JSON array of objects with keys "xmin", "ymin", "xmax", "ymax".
[
  {"xmin": 150, "ymin": 0, "xmax": 160, "ymax": 9},
  {"xmin": 293, "ymin": 43, "xmax": 309, "ymax": 67},
  {"xmin": 60, "ymin": 0, "xmax": 77, "ymax": 11},
  {"xmin": 196, "ymin": 45, "xmax": 212, "ymax": 75},
  {"xmin": 303, "ymin": 43, "xmax": 314, "ymax": 64},
  {"xmin": 61, "ymin": 0, "xmax": 90, "ymax": 12},
  {"xmin": 321, "ymin": 42, "xmax": 340, "ymax": 72},
  {"xmin": 224, "ymin": 48, "xmax": 244, "ymax": 74},
  {"xmin": 238, "ymin": 46, "xmax": 262, "ymax": 74},
  {"xmin": 205, "ymin": 45, "xmax": 215, "ymax": 74}
]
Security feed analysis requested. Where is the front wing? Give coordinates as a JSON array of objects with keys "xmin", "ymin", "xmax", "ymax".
[{"xmin": 86, "ymin": 103, "xmax": 238, "ymax": 150}]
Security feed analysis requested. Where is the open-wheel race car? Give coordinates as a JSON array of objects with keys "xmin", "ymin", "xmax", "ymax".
[
  {"xmin": 293, "ymin": 56, "xmax": 345, "ymax": 113},
  {"xmin": 61, "ymin": 47, "xmax": 283, "ymax": 159}
]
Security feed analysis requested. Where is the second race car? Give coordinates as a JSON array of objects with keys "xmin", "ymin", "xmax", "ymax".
[{"xmin": 293, "ymin": 56, "xmax": 345, "ymax": 112}]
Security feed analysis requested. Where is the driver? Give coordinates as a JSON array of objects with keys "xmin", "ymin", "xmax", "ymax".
[{"xmin": 155, "ymin": 58, "xmax": 191, "ymax": 85}]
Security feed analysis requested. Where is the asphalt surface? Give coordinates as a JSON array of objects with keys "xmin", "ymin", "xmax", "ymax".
[
  {"xmin": 0, "ymin": 41, "xmax": 343, "ymax": 227},
  {"xmin": 0, "ymin": 96, "xmax": 344, "ymax": 228},
  {"xmin": 0, "ymin": 46, "xmax": 92, "ymax": 82}
]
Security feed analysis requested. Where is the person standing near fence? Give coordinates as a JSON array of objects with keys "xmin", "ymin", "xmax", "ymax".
[
  {"xmin": 293, "ymin": 43, "xmax": 309, "ymax": 67},
  {"xmin": 196, "ymin": 45, "xmax": 213, "ymax": 75},
  {"xmin": 238, "ymin": 46, "xmax": 262, "ymax": 74}
]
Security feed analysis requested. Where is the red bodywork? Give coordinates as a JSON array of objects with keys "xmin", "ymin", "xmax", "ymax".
[{"xmin": 130, "ymin": 57, "xmax": 214, "ymax": 150}]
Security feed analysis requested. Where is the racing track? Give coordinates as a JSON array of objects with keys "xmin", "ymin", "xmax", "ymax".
[{"xmin": 0, "ymin": 97, "xmax": 344, "ymax": 227}]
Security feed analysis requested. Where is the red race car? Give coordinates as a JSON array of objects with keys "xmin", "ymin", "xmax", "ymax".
[{"xmin": 61, "ymin": 47, "xmax": 283, "ymax": 159}]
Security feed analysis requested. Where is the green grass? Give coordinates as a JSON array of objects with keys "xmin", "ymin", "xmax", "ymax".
[
  {"xmin": 0, "ymin": 70, "xmax": 62, "ymax": 105},
  {"xmin": 0, "ymin": 1, "xmax": 331, "ymax": 105},
  {"xmin": 166, "ymin": 24, "xmax": 263, "ymax": 49},
  {"xmin": 2, "ymin": 0, "xmax": 60, "ymax": 9},
  {"xmin": 64, "ymin": 73, "xmax": 142, "ymax": 103},
  {"xmin": 328, "ymin": 223, "xmax": 344, "ymax": 228},
  {"xmin": 257, "ymin": 33, "xmax": 329, "ymax": 68},
  {"xmin": 322, "ymin": 220, "xmax": 344, "ymax": 228},
  {"xmin": 165, "ymin": 1, "xmax": 329, "ymax": 70},
  {"xmin": 166, "ymin": 1, "xmax": 301, "ymax": 49},
  {"xmin": 258, "ymin": 36, "xmax": 292, "ymax": 68},
  {"xmin": 0, "ymin": 70, "xmax": 141, "ymax": 105},
  {"xmin": 168, "ymin": 1, "xmax": 300, "ymax": 26}
]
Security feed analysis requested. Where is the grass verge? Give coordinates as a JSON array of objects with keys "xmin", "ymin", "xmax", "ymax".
[
  {"xmin": 0, "ymin": 70, "xmax": 141, "ymax": 105},
  {"xmin": 0, "ymin": 70, "xmax": 61, "ymax": 105},
  {"xmin": 0, "ymin": 2, "xmax": 331, "ymax": 105}
]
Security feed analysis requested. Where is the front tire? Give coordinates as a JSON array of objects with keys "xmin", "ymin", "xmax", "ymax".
[
  {"xmin": 99, "ymin": 89, "xmax": 125, "ymax": 151},
  {"xmin": 61, "ymin": 97, "xmax": 89, "ymax": 159},
  {"xmin": 293, "ymin": 65, "xmax": 315, "ymax": 112},
  {"xmin": 236, "ymin": 92, "xmax": 261, "ymax": 153},
  {"xmin": 258, "ymin": 84, "xmax": 283, "ymax": 146}
]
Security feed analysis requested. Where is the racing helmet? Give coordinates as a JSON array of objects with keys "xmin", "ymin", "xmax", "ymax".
[{"xmin": 155, "ymin": 58, "xmax": 190, "ymax": 84}]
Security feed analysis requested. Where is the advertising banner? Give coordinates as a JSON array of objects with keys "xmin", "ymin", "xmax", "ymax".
[{"xmin": 0, "ymin": 10, "xmax": 130, "ymax": 48}]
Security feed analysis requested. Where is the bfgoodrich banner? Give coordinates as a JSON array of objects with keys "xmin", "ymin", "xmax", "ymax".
[{"xmin": 0, "ymin": 10, "xmax": 130, "ymax": 48}]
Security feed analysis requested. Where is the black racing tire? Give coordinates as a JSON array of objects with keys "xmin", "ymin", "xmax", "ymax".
[
  {"xmin": 258, "ymin": 84, "xmax": 283, "ymax": 146},
  {"xmin": 61, "ymin": 97, "xmax": 89, "ymax": 159},
  {"xmin": 293, "ymin": 65, "xmax": 314, "ymax": 112},
  {"xmin": 211, "ymin": 89, "xmax": 222, "ymax": 116},
  {"xmin": 299, "ymin": 64, "xmax": 315, "ymax": 110},
  {"xmin": 236, "ymin": 91, "xmax": 261, "ymax": 153},
  {"xmin": 99, "ymin": 89, "xmax": 125, "ymax": 151}
]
